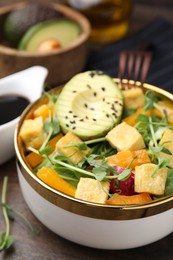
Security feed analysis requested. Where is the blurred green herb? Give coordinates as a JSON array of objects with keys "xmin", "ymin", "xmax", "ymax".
[
  {"xmin": 144, "ymin": 90, "xmax": 159, "ymax": 111},
  {"xmin": 0, "ymin": 176, "xmax": 39, "ymax": 252},
  {"xmin": 0, "ymin": 177, "xmax": 14, "ymax": 251},
  {"xmin": 151, "ymin": 157, "xmax": 170, "ymax": 177},
  {"xmin": 165, "ymin": 169, "xmax": 173, "ymax": 195},
  {"xmin": 135, "ymin": 112, "xmax": 170, "ymax": 173},
  {"xmin": 44, "ymin": 117, "xmax": 60, "ymax": 137}
]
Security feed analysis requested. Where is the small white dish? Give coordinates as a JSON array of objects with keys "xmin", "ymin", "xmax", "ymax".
[{"xmin": 0, "ymin": 66, "xmax": 48, "ymax": 165}]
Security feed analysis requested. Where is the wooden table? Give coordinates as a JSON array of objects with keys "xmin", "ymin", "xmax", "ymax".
[{"xmin": 1, "ymin": 1, "xmax": 173, "ymax": 259}]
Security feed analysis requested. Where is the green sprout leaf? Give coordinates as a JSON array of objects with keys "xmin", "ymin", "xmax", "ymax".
[
  {"xmin": 93, "ymin": 167, "xmax": 107, "ymax": 182},
  {"xmin": 151, "ymin": 157, "xmax": 170, "ymax": 177},
  {"xmin": 165, "ymin": 169, "xmax": 173, "ymax": 195},
  {"xmin": 161, "ymin": 146, "xmax": 172, "ymax": 155},
  {"xmin": 144, "ymin": 90, "xmax": 159, "ymax": 111},
  {"xmin": 118, "ymin": 168, "xmax": 131, "ymax": 181},
  {"xmin": 44, "ymin": 117, "xmax": 60, "ymax": 136},
  {"xmin": 64, "ymin": 142, "xmax": 88, "ymax": 151},
  {"xmin": 0, "ymin": 177, "xmax": 39, "ymax": 252},
  {"xmin": 39, "ymin": 145, "xmax": 52, "ymax": 156},
  {"xmin": 0, "ymin": 177, "xmax": 14, "ymax": 251},
  {"xmin": 44, "ymin": 91, "xmax": 57, "ymax": 104}
]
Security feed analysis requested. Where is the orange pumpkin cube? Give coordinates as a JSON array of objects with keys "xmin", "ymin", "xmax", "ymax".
[{"xmin": 107, "ymin": 149, "xmax": 151, "ymax": 168}]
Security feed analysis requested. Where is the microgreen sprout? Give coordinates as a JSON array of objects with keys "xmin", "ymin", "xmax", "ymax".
[
  {"xmin": 28, "ymin": 115, "xmax": 60, "ymax": 158},
  {"xmin": 117, "ymin": 157, "xmax": 136, "ymax": 181},
  {"xmin": 0, "ymin": 177, "xmax": 14, "ymax": 251},
  {"xmin": 144, "ymin": 90, "xmax": 159, "ymax": 111},
  {"xmin": 64, "ymin": 137, "xmax": 106, "ymax": 150},
  {"xmin": 148, "ymin": 116, "xmax": 158, "ymax": 147},
  {"xmin": 44, "ymin": 117, "xmax": 60, "ymax": 138},
  {"xmin": 0, "ymin": 177, "xmax": 39, "ymax": 252},
  {"xmin": 135, "ymin": 90, "xmax": 172, "ymax": 175},
  {"xmin": 144, "ymin": 90, "xmax": 173, "ymax": 122},
  {"xmin": 151, "ymin": 157, "xmax": 170, "ymax": 177},
  {"xmin": 44, "ymin": 91, "xmax": 58, "ymax": 104}
]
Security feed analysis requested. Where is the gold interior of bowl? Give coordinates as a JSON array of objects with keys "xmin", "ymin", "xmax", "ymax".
[{"xmin": 14, "ymin": 80, "xmax": 173, "ymax": 220}]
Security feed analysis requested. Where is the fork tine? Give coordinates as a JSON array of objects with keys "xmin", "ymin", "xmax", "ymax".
[
  {"xmin": 118, "ymin": 49, "xmax": 152, "ymax": 90},
  {"xmin": 134, "ymin": 51, "xmax": 142, "ymax": 82},
  {"xmin": 119, "ymin": 50, "xmax": 132, "ymax": 89},
  {"xmin": 127, "ymin": 51, "xmax": 134, "ymax": 80},
  {"xmin": 119, "ymin": 50, "xmax": 127, "ymax": 86},
  {"xmin": 140, "ymin": 52, "xmax": 152, "ymax": 86}
]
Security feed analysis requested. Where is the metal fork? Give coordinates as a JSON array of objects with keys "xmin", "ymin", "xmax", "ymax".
[{"xmin": 118, "ymin": 49, "xmax": 152, "ymax": 90}]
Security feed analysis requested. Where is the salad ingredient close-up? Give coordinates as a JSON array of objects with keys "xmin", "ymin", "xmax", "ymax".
[{"xmin": 19, "ymin": 70, "xmax": 173, "ymax": 206}]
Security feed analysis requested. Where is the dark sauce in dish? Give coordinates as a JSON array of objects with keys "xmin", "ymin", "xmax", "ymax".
[{"xmin": 0, "ymin": 95, "xmax": 30, "ymax": 125}]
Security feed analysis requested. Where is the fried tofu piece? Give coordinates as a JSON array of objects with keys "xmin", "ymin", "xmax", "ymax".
[
  {"xmin": 123, "ymin": 88, "xmax": 145, "ymax": 109},
  {"xmin": 106, "ymin": 122, "xmax": 145, "ymax": 151},
  {"xmin": 75, "ymin": 178, "xmax": 110, "ymax": 204},
  {"xmin": 135, "ymin": 163, "xmax": 168, "ymax": 195},
  {"xmin": 20, "ymin": 116, "xmax": 47, "ymax": 150},
  {"xmin": 56, "ymin": 131, "xmax": 90, "ymax": 165},
  {"xmin": 159, "ymin": 129, "xmax": 173, "ymax": 168}
]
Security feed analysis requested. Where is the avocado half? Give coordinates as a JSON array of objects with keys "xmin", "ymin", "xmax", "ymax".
[
  {"xmin": 18, "ymin": 19, "xmax": 81, "ymax": 51},
  {"xmin": 56, "ymin": 71, "xmax": 124, "ymax": 140},
  {"xmin": 4, "ymin": 2, "xmax": 65, "ymax": 46}
]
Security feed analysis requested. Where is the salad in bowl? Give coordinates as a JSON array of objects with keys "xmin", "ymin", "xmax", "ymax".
[{"xmin": 15, "ymin": 70, "xmax": 173, "ymax": 249}]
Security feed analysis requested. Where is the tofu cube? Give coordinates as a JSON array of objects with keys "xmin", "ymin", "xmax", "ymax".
[
  {"xmin": 135, "ymin": 163, "xmax": 168, "ymax": 195},
  {"xmin": 75, "ymin": 178, "xmax": 110, "ymax": 204},
  {"xmin": 159, "ymin": 129, "xmax": 173, "ymax": 152},
  {"xmin": 106, "ymin": 122, "xmax": 145, "ymax": 151},
  {"xmin": 56, "ymin": 131, "xmax": 90, "ymax": 165},
  {"xmin": 123, "ymin": 88, "xmax": 145, "ymax": 109},
  {"xmin": 20, "ymin": 116, "xmax": 47, "ymax": 150},
  {"xmin": 159, "ymin": 129, "xmax": 173, "ymax": 168}
]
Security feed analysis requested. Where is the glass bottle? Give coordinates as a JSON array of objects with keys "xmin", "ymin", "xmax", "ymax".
[{"xmin": 65, "ymin": 0, "xmax": 134, "ymax": 44}]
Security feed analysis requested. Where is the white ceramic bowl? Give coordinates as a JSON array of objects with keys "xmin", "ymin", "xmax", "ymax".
[
  {"xmin": 0, "ymin": 66, "xmax": 48, "ymax": 165},
  {"xmin": 14, "ymin": 81, "xmax": 173, "ymax": 249}
]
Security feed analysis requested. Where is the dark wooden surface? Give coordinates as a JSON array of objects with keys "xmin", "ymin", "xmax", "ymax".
[{"xmin": 1, "ymin": 1, "xmax": 173, "ymax": 259}]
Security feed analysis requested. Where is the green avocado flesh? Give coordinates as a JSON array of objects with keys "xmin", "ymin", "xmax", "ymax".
[
  {"xmin": 4, "ymin": 2, "xmax": 65, "ymax": 46},
  {"xmin": 56, "ymin": 71, "xmax": 124, "ymax": 140},
  {"xmin": 18, "ymin": 19, "xmax": 81, "ymax": 51}
]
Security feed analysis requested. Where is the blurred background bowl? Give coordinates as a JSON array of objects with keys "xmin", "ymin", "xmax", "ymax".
[
  {"xmin": 0, "ymin": 2, "xmax": 91, "ymax": 86},
  {"xmin": 14, "ymin": 80, "xmax": 173, "ymax": 250}
]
